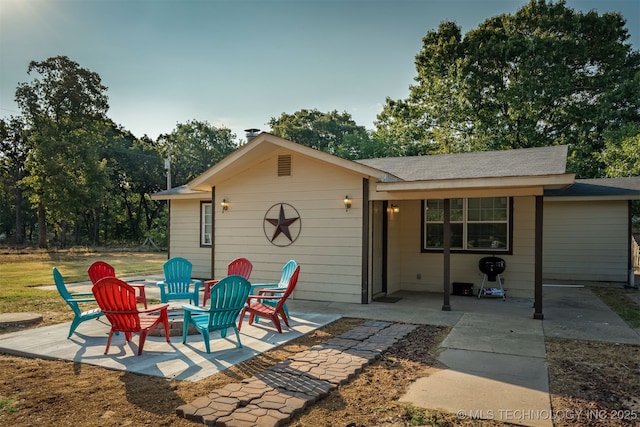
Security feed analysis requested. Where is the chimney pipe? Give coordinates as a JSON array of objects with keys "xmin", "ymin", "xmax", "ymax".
[{"xmin": 245, "ymin": 128, "xmax": 260, "ymax": 142}]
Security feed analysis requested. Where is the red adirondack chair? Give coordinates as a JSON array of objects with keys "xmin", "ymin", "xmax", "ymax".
[
  {"xmin": 93, "ymin": 277, "xmax": 170, "ymax": 356},
  {"xmin": 88, "ymin": 261, "xmax": 147, "ymax": 308},
  {"xmin": 238, "ymin": 265, "xmax": 300, "ymax": 333},
  {"xmin": 202, "ymin": 257, "xmax": 253, "ymax": 306}
]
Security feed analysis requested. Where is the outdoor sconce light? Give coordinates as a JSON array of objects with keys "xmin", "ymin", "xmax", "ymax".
[
  {"xmin": 391, "ymin": 204, "xmax": 400, "ymax": 213},
  {"xmin": 220, "ymin": 199, "xmax": 229, "ymax": 213},
  {"xmin": 343, "ymin": 196, "xmax": 352, "ymax": 212}
]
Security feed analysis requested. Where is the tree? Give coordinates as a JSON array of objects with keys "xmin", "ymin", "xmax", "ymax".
[
  {"xmin": 599, "ymin": 123, "xmax": 640, "ymax": 177},
  {"xmin": 0, "ymin": 116, "xmax": 30, "ymax": 243},
  {"xmin": 375, "ymin": 0, "xmax": 640, "ymax": 177},
  {"xmin": 105, "ymin": 126, "xmax": 166, "ymax": 243},
  {"xmin": 158, "ymin": 120, "xmax": 238, "ymax": 188},
  {"xmin": 269, "ymin": 109, "xmax": 371, "ymax": 155},
  {"xmin": 15, "ymin": 56, "xmax": 110, "ymax": 247}
]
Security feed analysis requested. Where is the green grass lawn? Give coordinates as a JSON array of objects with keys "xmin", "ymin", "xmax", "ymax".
[
  {"xmin": 0, "ymin": 248, "xmax": 167, "ymax": 324},
  {"xmin": 590, "ymin": 285, "xmax": 640, "ymax": 329}
]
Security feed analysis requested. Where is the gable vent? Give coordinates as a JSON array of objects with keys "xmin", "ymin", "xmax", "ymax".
[{"xmin": 278, "ymin": 154, "xmax": 292, "ymax": 176}]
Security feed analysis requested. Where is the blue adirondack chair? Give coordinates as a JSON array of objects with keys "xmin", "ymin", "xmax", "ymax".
[
  {"xmin": 249, "ymin": 259, "xmax": 298, "ymax": 319},
  {"xmin": 52, "ymin": 267, "xmax": 103, "ymax": 338},
  {"xmin": 181, "ymin": 275, "xmax": 252, "ymax": 353},
  {"xmin": 157, "ymin": 257, "xmax": 202, "ymax": 306}
]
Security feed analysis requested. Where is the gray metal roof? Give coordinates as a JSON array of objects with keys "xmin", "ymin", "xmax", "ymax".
[
  {"xmin": 545, "ymin": 177, "xmax": 640, "ymax": 197},
  {"xmin": 356, "ymin": 145, "xmax": 568, "ymax": 181}
]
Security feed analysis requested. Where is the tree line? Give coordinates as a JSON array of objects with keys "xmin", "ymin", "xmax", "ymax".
[{"xmin": 1, "ymin": 0, "xmax": 638, "ymax": 248}]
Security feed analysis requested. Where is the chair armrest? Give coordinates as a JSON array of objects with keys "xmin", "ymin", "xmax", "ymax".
[
  {"xmin": 140, "ymin": 303, "xmax": 169, "ymax": 313},
  {"xmin": 71, "ymin": 292, "xmax": 95, "ymax": 297},
  {"xmin": 66, "ymin": 297, "xmax": 97, "ymax": 303},
  {"xmin": 251, "ymin": 283, "xmax": 277, "ymax": 290},
  {"xmin": 182, "ymin": 304, "xmax": 207, "ymax": 313},
  {"xmin": 156, "ymin": 281, "xmax": 166, "ymax": 287},
  {"xmin": 258, "ymin": 289, "xmax": 284, "ymax": 296},
  {"xmin": 247, "ymin": 294, "xmax": 283, "ymax": 303}
]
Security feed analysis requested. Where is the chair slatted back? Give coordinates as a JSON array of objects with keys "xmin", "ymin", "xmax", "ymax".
[
  {"xmin": 277, "ymin": 260, "xmax": 298, "ymax": 288},
  {"xmin": 273, "ymin": 266, "xmax": 300, "ymax": 312},
  {"xmin": 88, "ymin": 261, "xmax": 116, "ymax": 285},
  {"xmin": 207, "ymin": 275, "xmax": 252, "ymax": 328},
  {"xmin": 163, "ymin": 257, "xmax": 194, "ymax": 293},
  {"xmin": 53, "ymin": 267, "xmax": 81, "ymax": 316},
  {"xmin": 93, "ymin": 277, "xmax": 141, "ymax": 332},
  {"xmin": 228, "ymin": 257, "xmax": 252, "ymax": 280}
]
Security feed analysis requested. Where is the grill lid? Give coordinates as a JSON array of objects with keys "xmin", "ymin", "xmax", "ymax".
[{"xmin": 478, "ymin": 256, "xmax": 506, "ymax": 281}]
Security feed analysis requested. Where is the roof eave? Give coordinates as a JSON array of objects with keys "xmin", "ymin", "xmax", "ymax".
[
  {"xmin": 375, "ymin": 173, "xmax": 575, "ymax": 193},
  {"xmin": 188, "ymin": 132, "xmax": 391, "ymax": 191}
]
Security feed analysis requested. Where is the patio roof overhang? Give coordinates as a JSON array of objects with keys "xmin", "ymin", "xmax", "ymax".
[{"xmin": 369, "ymin": 173, "xmax": 575, "ymax": 200}]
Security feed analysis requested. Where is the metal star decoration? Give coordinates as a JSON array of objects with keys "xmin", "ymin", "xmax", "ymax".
[{"xmin": 265, "ymin": 204, "xmax": 299, "ymax": 242}]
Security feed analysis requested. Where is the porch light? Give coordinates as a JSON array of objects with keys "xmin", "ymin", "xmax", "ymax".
[
  {"xmin": 343, "ymin": 196, "xmax": 352, "ymax": 212},
  {"xmin": 391, "ymin": 204, "xmax": 400, "ymax": 213},
  {"xmin": 220, "ymin": 199, "xmax": 229, "ymax": 213}
]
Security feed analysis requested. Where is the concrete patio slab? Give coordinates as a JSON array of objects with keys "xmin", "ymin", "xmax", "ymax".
[{"xmin": 0, "ymin": 311, "xmax": 340, "ymax": 382}]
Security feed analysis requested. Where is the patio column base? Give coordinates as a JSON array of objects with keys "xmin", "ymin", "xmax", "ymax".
[
  {"xmin": 533, "ymin": 312, "xmax": 544, "ymax": 320},
  {"xmin": 441, "ymin": 304, "xmax": 451, "ymax": 311}
]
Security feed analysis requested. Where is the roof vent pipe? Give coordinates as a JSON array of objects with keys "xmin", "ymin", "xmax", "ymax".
[{"xmin": 245, "ymin": 128, "xmax": 260, "ymax": 142}]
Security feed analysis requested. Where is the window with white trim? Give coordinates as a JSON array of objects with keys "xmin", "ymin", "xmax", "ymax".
[
  {"xmin": 422, "ymin": 197, "xmax": 510, "ymax": 252},
  {"xmin": 201, "ymin": 202, "xmax": 212, "ymax": 246}
]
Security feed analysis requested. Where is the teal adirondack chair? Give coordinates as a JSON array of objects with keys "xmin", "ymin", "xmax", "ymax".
[
  {"xmin": 250, "ymin": 259, "xmax": 298, "ymax": 319},
  {"xmin": 181, "ymin": 275, "xmax": 252, "ymax": 353},
  {"xmin": 52, "ymin": 267, "xmax": 103, "ymax": 338},
  {"xmin": 157, "ymin": 257, "xmax": 202, "ymax": 306}
]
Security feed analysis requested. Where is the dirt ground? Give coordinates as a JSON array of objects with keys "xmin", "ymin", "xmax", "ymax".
[{"xmin": 1, "ymin": 318, "xmax": 639, "ymax": 427}]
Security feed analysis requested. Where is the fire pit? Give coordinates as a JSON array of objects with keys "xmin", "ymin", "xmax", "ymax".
[{"xmin": 149, "ymin": 307, "xmax": 199, "ymax": 337}]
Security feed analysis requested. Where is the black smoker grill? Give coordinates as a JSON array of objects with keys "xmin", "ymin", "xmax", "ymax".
[{"xmin": 478, "ymin": 256, "xmax": 506, "ymax": 300}]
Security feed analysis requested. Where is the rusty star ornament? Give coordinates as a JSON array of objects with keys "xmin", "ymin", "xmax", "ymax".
[{"xmin": 263, "ymin": 203, "xmax": 301, "ymax": 246}]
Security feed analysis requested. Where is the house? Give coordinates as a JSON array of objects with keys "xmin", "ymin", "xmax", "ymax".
[{"xmin": 151, "ymin": 132, "xmax": 640, "ymax": 318}]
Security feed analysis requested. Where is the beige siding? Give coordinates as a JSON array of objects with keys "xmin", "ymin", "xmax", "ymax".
[
  {"xmin": 210, "ymin": 150, "xmax": 364, "ymax": 303},
  {"xmin": 168, "ymin": 199, "xmax": 212, "ymax": 278},
  {"xmin": 387, "ymin": 197, "xmax": 537, "ymax": 299},
  {"xmin": 543, "ymin": 200, "xmax": 628, "ymax": 281}
]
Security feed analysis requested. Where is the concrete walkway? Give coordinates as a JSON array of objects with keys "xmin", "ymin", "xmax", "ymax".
[{"xmin": 1, "ymin": 279, "xmax": 638, "ymax": 426}]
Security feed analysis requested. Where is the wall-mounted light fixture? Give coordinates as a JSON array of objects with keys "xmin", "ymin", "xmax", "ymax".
[
  {"xmin": 220, "ymin": 199, "xmax": 229, "ymax": 213},
  {"xmin": 343, "ymin": 196, "xmax": 352, "ymax": 212},
  {"xmin": 387, "ymin": 204, "xmax": 400, "ymax": 214}
]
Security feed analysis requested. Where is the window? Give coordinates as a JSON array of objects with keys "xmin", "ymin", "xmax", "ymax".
[
  {"xmin": 201, "ymin": 202, "xmax": 212, "ymax": 246},
  {"xmin": 422, "ymin": 197, "xmax": 511, "ymax": 252}
]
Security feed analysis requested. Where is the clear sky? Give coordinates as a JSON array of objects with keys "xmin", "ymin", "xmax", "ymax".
[{"xmin": 1, "ymin": 0, "xmax": 638, "ymax": 142}]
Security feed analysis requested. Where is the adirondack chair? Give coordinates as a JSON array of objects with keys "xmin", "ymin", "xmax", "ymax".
[
  {"xmin": 182, "ymin": 275, "xmax": 252, "ymax": 353},
  {"xmin": 238, "ymin": 265, "xmax": 300, "ymax": 333},
  {"xmin": 202, "ymin": 257, "xmax": 253, "ymax": 306},
  {"xmin": 249, "ymin": 259, "xmax": 297, "ymax": 319},
  {"xmin": 157, "ymin": 257, "xmax": 202, "ymax": 306},
  {"xmin": 88, "ymin": 261, "xmax": 147, "ymax": 308},
  {"xmin": 93, "ymin": 277, "xmax": 170, "ymax": 356},
  {"xmin": 53, "ymin": 267, "xmax": 103, "ymax": 338}
]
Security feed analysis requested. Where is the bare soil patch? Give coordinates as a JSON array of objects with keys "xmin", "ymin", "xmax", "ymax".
[{"xmin": 1, "ymin": 318, "xmax": 639, "ymax": 426}]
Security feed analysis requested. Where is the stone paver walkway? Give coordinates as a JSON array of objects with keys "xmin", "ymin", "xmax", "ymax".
[{"xmin": 177, "ymin": 321, "xmax": 418, "ymax": 426}]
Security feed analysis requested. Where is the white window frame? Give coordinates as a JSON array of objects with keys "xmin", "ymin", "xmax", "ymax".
[
  {"xmin": 201, "ymin": 202, "xmax": 212, "ymax": 246},
  {"xmin": 422, "ymin": 197, "xmax": 511, "ymax": 253}
]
